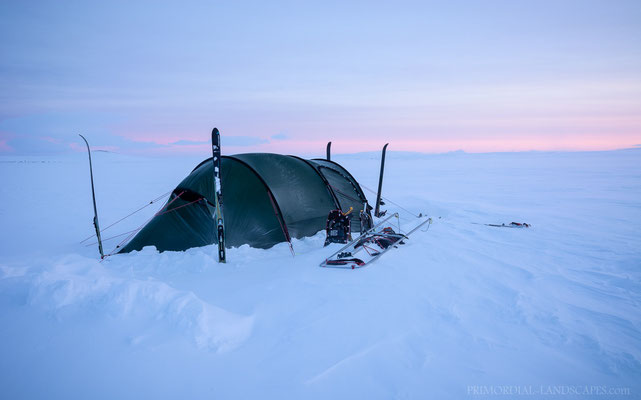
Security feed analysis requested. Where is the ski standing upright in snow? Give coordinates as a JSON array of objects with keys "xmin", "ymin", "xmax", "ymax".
[
  {"xmin": 79, "ymin": 134, "xmax": 105, "ymax": 259},
  {"xmin": 211, "ymin": 128, "xmax": 226, "ymax": 263},
  {"xmin": 374, "ymin": 143, "xmax": 389, "ymax": 217}
]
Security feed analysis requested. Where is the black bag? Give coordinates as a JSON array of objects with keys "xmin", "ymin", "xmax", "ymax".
[{"xmin": 324, "ymin": 209, "xmax": 352, "ymax": 246}]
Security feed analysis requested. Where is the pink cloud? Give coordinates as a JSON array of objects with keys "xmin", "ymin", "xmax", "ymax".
[
  {"xmin": 41, "ymin": 136, "xmax": 63, "ymax": 144},
  {"xmin": 69, "ymin": 142, "xmax": 120, "ymax": 153},
  {"xmin": 0, "ymin": 139, "xmax": 13, "ymax": 152},
  {"xmin": 0, "ymin": 131, "xmax": 14, "ymax": 152}
]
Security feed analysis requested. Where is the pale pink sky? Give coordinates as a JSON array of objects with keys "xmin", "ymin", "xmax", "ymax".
[{"xmin": 1, "ymin": 1, "xmax": 640, "ymax": 155}]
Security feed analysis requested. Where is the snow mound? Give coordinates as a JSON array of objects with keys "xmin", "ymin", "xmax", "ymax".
[{"xmin": 2, "ymin": 255, "xmax": 253, "ymax": 352}]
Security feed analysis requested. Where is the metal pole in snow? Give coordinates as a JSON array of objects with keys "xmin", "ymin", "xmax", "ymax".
[{"xmin": 79, "ymin": 134, "xmax": 104, "ymax": 259}]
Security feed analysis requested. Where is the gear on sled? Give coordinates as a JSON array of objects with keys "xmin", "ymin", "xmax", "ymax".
[
  {"xmin": 354, "ymin": 226, "xmax": 404, "ymax": 251},
  {"xmin": 324, "ymin": 207, "xmax": 353, "ymax": 246},
  {"xmin": 320, "ymin": 213, "xmax": 433, "ymax": 269}
]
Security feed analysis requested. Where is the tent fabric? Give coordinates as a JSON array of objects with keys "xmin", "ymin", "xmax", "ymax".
[
  {"xmin": 308, "ymin": 159, "xmax": 370, "ymax": 232},
  {"xmin": 119, "ymin": 153, "xmax": 371, "ymax": 253}
]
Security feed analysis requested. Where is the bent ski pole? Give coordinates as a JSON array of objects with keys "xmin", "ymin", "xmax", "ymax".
[{"xmin": 79, "ymin": 134, "xmax": 104, "ymax": 259}]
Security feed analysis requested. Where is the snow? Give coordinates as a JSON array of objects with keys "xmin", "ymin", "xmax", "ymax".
[{"xmin": 0, "ymin": 149, "xmax": 640, "ymax": 399}]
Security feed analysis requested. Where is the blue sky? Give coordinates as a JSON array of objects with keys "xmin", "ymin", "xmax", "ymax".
[{"xmin": 1, "ymin": 0, "xmax": 640, "ymax": 155}]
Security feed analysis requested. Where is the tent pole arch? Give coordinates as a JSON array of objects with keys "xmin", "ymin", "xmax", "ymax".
[
  {"xmin": 311, "ymin": 159, "xmax": 369, "ymax": 206},
  {"xmin": 225, "ymin": 156, "xmax": 293, "ymax": 246},
  {"xmin": 189, "ymin": 156, "xmax": 215, "ymax": 174},
  {"xmin": 287, "ymin": 155, "xmax": 342, "ymax": 211}
]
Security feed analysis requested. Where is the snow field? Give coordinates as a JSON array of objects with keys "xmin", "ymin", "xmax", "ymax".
[{"xmin": 0, "ymin": 149, "xmax": 640, "ymax": 399}]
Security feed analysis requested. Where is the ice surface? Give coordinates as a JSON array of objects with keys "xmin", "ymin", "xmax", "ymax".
[{"xmin": 0, "ymin": 149, "xmax": 640, "ymax": 399}]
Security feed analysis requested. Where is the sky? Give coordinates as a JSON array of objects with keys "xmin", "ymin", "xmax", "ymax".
[{"xmin": 1, "ymin": 0, "xmax": 640, "ymax": 155}]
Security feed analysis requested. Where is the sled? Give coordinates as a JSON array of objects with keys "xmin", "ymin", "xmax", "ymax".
[{"xmin": 320, "ymin": 213, "xmax": 432, "ymax": 269}]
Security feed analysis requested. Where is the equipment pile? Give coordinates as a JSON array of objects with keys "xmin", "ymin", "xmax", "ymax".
[{"xmin": 320, "ymin": 213, "xmax": 432, "ymax": 269}]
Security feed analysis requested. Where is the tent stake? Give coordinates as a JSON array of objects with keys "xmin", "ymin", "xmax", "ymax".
[
  {"xmin": 374, "ymin": 143, "xmax": 389, "ymax": 217},
  {"xmin": 79, "ymin": 134, "xmax": 104, "ymax": 259}
]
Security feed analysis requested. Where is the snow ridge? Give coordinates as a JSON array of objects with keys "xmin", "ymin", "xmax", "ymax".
[{"xmin": 3, "ymin": 255, "xmax": 253, "ymax": 352}]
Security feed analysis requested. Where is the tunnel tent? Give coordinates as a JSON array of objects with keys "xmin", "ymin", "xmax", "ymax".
[{"xmin": 119, "ymin": 153, "xmax": 372, "ymax": 253}]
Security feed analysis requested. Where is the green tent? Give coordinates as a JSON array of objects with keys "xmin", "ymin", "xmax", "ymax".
[{"xmin": 119, "ymin": 153, "xmax": 372, "ymax": 253}]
